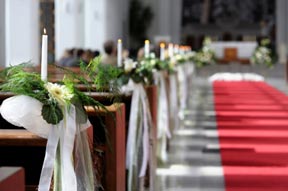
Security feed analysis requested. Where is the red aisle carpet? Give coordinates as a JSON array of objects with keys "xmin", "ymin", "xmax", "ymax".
[{"xmin": 213, "ymin": 81, "xmax": 288, "ymax": 191}]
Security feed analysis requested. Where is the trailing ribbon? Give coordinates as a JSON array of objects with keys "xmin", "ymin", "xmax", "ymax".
[
  {"xmin": 0, "ymin": 95, "xmax": 94, "ymax": 191},
  {"xmin": 177, "ymin": 65, "xmax": 188, "ymax": 118},
  {"xmin": 169, "ymin": 74, "xmax": 179, "ymax": 131},
  {"xmin": 39, "ymin": 105, "xmax": 94, "ymax": 191},
  {"xmin": 154, "ymin": 72, "xmax": 171, "ymax": 162},
  {"xmin": 125, "ymin": 82, "xmax": 153, "ymax": 191}
]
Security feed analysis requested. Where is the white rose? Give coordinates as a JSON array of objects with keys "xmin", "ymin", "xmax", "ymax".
[
  {"xmin": 124, "ymin": 59, "xmax": 137, "ymax": 73},
  {"xmin": 150, "ymin": 59, "xmax": 156, "ymax": 66}
]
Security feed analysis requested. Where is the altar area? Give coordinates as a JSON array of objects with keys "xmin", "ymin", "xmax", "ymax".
[{"xmin": 210, "ymin": 41, "xmax": 258, "ymax": 63}]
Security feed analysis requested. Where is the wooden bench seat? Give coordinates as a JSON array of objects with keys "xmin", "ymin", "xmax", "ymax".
[
  {"xmin": 0, "ymin": 103, "xmax": 126, "ymax": 191},
  {"xmin": 0, "ymin": 84, "xmax": 157, "ymax": 190}
]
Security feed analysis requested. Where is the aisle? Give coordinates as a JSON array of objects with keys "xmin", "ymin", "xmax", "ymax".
[
  {"xmin": 156, "ymin": 78, "xmax": 225, "ymax": 191},
  {"xmin": 214, "ymin": 81, "xmax": 288, "ymax": 191}
]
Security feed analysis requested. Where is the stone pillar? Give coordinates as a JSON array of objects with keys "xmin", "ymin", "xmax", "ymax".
[
  {"xmin": 276, "ymin": 0, "xmax": 288, "ymax": 64},
  {"xmin": 147, "ymin": 0, "xmax": 182, "ymax": 44},
  {"xmin": 5, "ymin": 0, "xmax": 39, "ymax": 66},
  {"xmin": 0, "ymin": 0, "xmax": 5, "ymax": 67},
  {"xmin": 55, "ymin": 0, "xmax": 85, "ymax": 60},
  {"xmin": 170, "ymin": 0, "xmax": 182, "ymax": 44},
  {"xmin": 84, "ymin": 0, "xmax": 107, "ymax": 51},
  {"xmin": 55, "ymin": 0, "xmax": 125, "ymax": 58}
]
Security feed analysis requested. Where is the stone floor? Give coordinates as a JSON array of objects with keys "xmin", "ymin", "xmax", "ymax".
[{"xmin": 156, "ymin": 63, "xmax": 287, "ymax": 191}]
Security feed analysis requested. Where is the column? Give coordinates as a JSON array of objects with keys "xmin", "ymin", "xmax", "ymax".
[
  {"xmin": 5, "ymin": 0, "xmax": 39, "ymax": 66},
  {"xmin": 55, "ymin": 0, "xmax": 85, "ymax": 60},
  {"xmin": 170, "ymin": 0, "xmax": 182, "ymax": 44},
  {"xmin": 276, "ymin": 0, "xmax": 288, "ymax": 64},
  {"xmin": 0, "ymin": 0, "xmax": 5, "ymax": 67},
  {"xmin": 84, "ymin": 0, "xmax": 107, "ymax": 51},
  {"xmin": 147, "ymin": 0, "xmax": 182, "ymax": 44}
]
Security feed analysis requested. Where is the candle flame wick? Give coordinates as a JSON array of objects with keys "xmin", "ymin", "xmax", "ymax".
[{"xmin": 43, "ymin": 28, "xmax": 47, "ymax": 35}]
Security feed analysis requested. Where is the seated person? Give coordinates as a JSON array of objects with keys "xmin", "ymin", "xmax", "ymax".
[
  {"xmin": 58, "ymin": 49, "xmax": 74, "ymax": 66},
  {"xmin": 101, "ymin": 40, "xmax": 117, "ymax": 66},
  {"xmin": 65, "ymin": 49, "xmax": 85, "ymax": 67}
]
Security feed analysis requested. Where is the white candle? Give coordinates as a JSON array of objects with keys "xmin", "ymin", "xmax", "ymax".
[
  {"xmin": 41, "ymin": 28, "xmax": 48, "ymax": 81},
  {"xmin": 144, "ymin": 40, "xmax": 150, "ymax": 58},
  {"xmin": 117, "ymin": 39, "xmax": 122, "ymax": 67},
  {"xmin": 174, "ymin": 44, "xmax": 179, "ymax": 54},
  {"xmin": 160, "ymin": 43, "xmax": 165, "ymax": 61},
  {"xmin": 168, "ymin": 43, "xmax": 174, "ymax": 58}
]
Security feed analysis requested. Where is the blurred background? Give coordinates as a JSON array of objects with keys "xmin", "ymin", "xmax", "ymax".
[{"xmin": 0, "ymin": 0, "xmax": 286, "ymax": 68}]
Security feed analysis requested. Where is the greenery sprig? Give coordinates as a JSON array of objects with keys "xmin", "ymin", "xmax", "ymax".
[{"xmin": 0, "ymin": 63, "xmax": 106, "ymax": 125}]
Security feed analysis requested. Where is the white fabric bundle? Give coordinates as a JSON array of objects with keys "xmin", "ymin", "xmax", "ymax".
[
  {"xmin": 209, "ymin": 73, "xmax": 264, "ymax": 82},
  {"xmin": 0, "ymin": 95, "xmax": 94, "ymax": 191}
]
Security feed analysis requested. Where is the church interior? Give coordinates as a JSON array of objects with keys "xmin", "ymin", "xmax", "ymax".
[{"xmin": 1, "ymin": 0, "xmax": 288, "ymax": 191}]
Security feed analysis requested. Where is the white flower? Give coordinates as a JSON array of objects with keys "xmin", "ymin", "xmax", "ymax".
[
  {"xmin": 169, "ymin": 57, "xmax": 177, "ymax": 68},
  {"xmin": 45, "ymin": 82, "xmax": 74, "ymax": 105},
  {"xmin": 150, "ymin": 59, "xmax": 156, "ymax": 66},
  {"xmin": 150, "ymin": 53, "xmax": 156, "ymax": 59},
  {"xmin": 175, "ymin": 54, "xmax": 184, "ymax": 61},
  {"xmin": 124, "ymin": 59, "xmax": 137, "ymax": 73}
]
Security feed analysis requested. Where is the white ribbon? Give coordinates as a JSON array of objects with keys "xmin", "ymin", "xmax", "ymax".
[
  {"xmin": 178, "ymin": 65, "xmax": 188, "ymax": 111},
  {"xmin": 154, "ymin": 72, "xmax": 171, "ymax": 162},
  {"xmin": 154, "ymin": 72, "xmax": 171, "ymax": 139},
  {"xmin": 125, "ymin": 82, "xmax": 153, "ymax": 191},
  {"xmin": 0, "ymin": 95, "xmax": 94, "ymax": 191},
  {"xmin": 169, "ymin": 74, "xmax": 179, "ymax": 131}
]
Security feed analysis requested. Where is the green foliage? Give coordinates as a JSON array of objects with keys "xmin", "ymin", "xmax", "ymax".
[
  {"xmin": 192, "ymin": 37, "xmax": 216, "ymax": 68},
  {"xmin": 250, "ymin": 38, "xmax": 275, "ymax": 68},
  {"xmin": 42, "ymin": 103, "xmax": 63, "ymax": 125},
  {"xmin": 0, "ymin": 64, "xmax": 48, "ymax": 102},
  {"xmin": 0, "ymin": 63, "xmax": 108, "ymax": 125}
]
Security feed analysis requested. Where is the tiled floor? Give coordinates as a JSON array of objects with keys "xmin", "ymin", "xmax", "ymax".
[{"xmin": 156, "ymin": 63, "xmax": 287, "ymax": 191}]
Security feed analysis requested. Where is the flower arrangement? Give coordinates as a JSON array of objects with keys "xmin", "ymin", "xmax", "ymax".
[
  {"xmin": 0, "ymin": 63, "xmax": 105, "ymax": 124},
  {"xmin": 192, "ymin": 37, "xmax": 216, "ymax": 68},
  {"xmin": 0, "ymin": 63, "xmax": 112, "ymax": 191},
  {"xmin": 250, "ymin": 38, "xmax": 274, "ymax": 68},
  {"xmin": 84, "ymin": 55, "xmax": 156, "ymax": 88}
]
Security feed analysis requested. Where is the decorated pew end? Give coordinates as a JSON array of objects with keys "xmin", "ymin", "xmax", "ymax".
[{"xmin": 0, "ymin": 103, "xmax": 126, "ymax": 191}]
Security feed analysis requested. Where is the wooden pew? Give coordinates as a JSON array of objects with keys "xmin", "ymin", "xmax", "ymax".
[
  {"xmin": 0, "ymin": 167, "xmax": 25, "ymax": 191},
  {"xmin": 0, "ymin": 82, "xmax": 158, "ymax": 190},
  {"xmin": 0, "ymin": 103, "xmax": 126, "ymax": 191},
  {"xmin": 86, "ymin": 104, "xmax": 126, "ymax": 191}
]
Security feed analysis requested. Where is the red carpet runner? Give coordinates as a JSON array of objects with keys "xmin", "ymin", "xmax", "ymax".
[{"xmin": 214, "ymin": 81, "xmax": 288, "ymax": 191}]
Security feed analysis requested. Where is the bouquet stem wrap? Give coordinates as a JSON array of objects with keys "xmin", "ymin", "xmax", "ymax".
[
  {"xmin": 125, "ymin": 82, "xmax": 153, "ymax": 191},
  {"xmin": 154, "ymin": 72, "xmax": 171, "ymax": 162}
]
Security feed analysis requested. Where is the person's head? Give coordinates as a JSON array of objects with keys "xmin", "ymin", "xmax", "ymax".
[
  {"xmin": 93, "ymin": 50, "xmax": 100, "ymax": 57},
  {"xmin": 103, "ymin": 40, "xmax": 116, "ymax": 55}
]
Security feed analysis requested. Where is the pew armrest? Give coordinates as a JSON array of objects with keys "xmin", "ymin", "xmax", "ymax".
[{"xmin": 0, "ymin": 129, "xmax": 46, "ymax": 146}]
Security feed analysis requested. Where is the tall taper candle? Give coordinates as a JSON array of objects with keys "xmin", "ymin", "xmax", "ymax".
[
  {"xmin": 174, "ymin": 44, "xmax": 179, "ymax": 54},
  {"xmin": 41, "ymin": 28, "xmax": 48, "ymax": 81},
  {"xmin": 160, "ymin": 43, "xmax": 165, "ymax": 61},
  {"xmin": 144, "ymin": 40, "xmax": 150, "ymax": 58},
  {"xmin": 117, "ymin": 39, "xmax": 122, "ymax": 67},
  {"xmin": 168, "ymin": 43, "xmax": 174, "ymax": 58}
]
